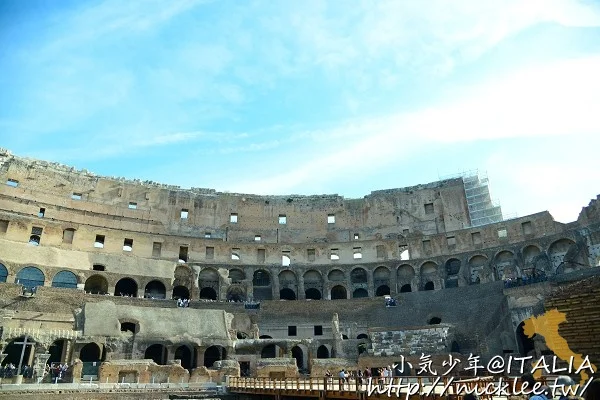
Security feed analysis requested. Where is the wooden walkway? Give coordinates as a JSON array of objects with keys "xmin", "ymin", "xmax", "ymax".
[{"xmin": 227, "ymin": 376, "xmax": 520, "ymax": 400}]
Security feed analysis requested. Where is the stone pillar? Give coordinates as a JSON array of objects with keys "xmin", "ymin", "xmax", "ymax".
[
  {"xmin": 196, "ymin": 347, "xmax": 205, "ymax": 369},
  {"xmin": 71, "ymin": 359, "xmax": 83, "ymax": 383},
  {"xmin": 390, "ymin": 271, "xmax": 398, "ymax": 296},
  {"xmin": 297, "ymin": 278, "xmax": 306, "ymax": 300},
  {"xmin": 33, "ymin": 353, "xmax": 51, "ymax": 383},
  {"xmin": 272, "ymin": 275, "xmax": 280, "ymax": 300},
  {"xmin": 367, "ymin": 269, "xmax": 374, "ymax": 298}
]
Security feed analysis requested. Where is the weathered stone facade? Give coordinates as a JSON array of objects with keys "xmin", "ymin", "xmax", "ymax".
[{"xmin": 0, "ymin": 149, "xmax": 599, "ymax": 383}]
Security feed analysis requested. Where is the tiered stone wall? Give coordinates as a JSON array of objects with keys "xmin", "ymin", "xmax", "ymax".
[{"xmin": 368, "ymin": 325, "xmax": 451, "ymax": 356}]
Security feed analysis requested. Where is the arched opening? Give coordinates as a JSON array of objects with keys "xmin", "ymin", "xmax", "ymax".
[
  {"xmin": 397, "ymin": 264, "xmax": 415, "ymax": 280},
  {"xmin": 451, "ymin": 341, "xmax": 460, "ymax": 353},
  {"xmin": 358, "ymin": 342, "xmax": 367, "ymax": 355},
  {"xmin": 80, "ymin": 342, "xmax": 102, "ymax": 362},
  {"xmin": 375, "ymin": 285, "xmax": 390, "ymax": 296},
  {"xmin": 303, "ymin": 270, "xmax": 323, "ymax": 300},
  {"xmin": 48, "ymin": 339, "xmax": 66, "ymax": 365},
  {"xmin": 350, "ymin": 268, "xmax": 368, "ymax": 284},
  {"xmin": 229, "ymin": 268, "xmax": 245, "ymax": 284},
  {"xmin": 84, "ymin": 275, "xmax": 108, "ymax": 294},
  {"xmin": 331, "ymin": 285, "xmax": 347, "ymax": 300},
  {"xmin": 279, "ymin": 288, "xmax": 296, "ymax": 300},
  {"xmin": 305, "ymin": 288, "xmax": 322, "ymax": 300},
  {"xmin": 0, "ymin": 263, "xmax": 8, "ymax": 283},
  {"xmin": 144, "ymin": 344, "xmax": 167, "ymax": 365},
  {"xmin": 259, "ymin": 335, "xmax": 272, "ymax": 339},
  {"xmin": 291, "ymin": 346, "xmax": 303, "ymax": 369},
  {"xmin": 548, "ymin": 239, "xmax": 577, "ymax": 272},
  {"xmin": 424, "ymin": 281, "xmax": 434, "ymax": 291},
  {"xmin": 253, "ymin": 269, "xmax": 272, "ymax": 301},
  {"xmin": 114, "ymin": 278, "xmax": 138, "ymax": 297},
  {"xmin": 445, "ymin": 258, "xmax": 461, "ymax": 288},
  {"xmin": 400, "ymin": 284, "xmax": 412, "ymax": 293},
  {"xmin": 144, "ymin": 280, "xmax": 166, "ymax": 299},
  {"xmin": 200, "ymin": 287, "xmax": 217, "ymax": 300},
  {"xmin": 495, "ymin": 250, "xmax": 517, "ymax": 280},
  {"xmin": 29, "ymin": 234, "xmax": 40, "ymax": 246},
  {"xmin": 352, "ymin": 288, "xmax": 369, "ymax": 298},
  {"xmin": 1, "ymin": 336, "xmax": 36, "ymax": 366},
  {"xmin": 261, "ymin": 344, "xmax": 276, "ymax": 358},
  {"xmin": 357, "ymin": 333, "xmax": 369, "ymax": 339},
  {"xmin": 51, "ymin": 270, "xmax": 78, "ymax": 289},
  {"xmin": 342, "ymin": 334, "xmax": 348, "ymax": 340},
  {"xmin": 204, "ymin": 345, "xmax": 226, "ymax": 368},
  {"xmin": 15, "ymin": 266, "xmax": 45, "ymax": 289},
  {"xmin": 328, "ymin": 269, "xmax": 345, "ymax": 282},
  {"xmin": 469, "ymin": 255, "xmax": 488, "ymax": 284},
  {"xmin": 428, "ymin": 317, "xmax": 441, "ymax": 325},
  {"xmin": 174, "ymin": 345, "xmax": 193, "ymax": 370},
  {"xmin": 226, "ymin": 285, "xmax": 246, "ymax": 302},
  {"xmin": 172, "ymin": 285, "xmax": 190, "ymax": 300},
  {"xmin": 316, "ymin": 345, "xmax": 329, "ymax": 359},
  {"xmin": 516, "ymin": 321, "xmax": 536, "ymax": 356},
  {"xmin": 199, "ymin": 268, "xmax": 220, "ymax": 300}
]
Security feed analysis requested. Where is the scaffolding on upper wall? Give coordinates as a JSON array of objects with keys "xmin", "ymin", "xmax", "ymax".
[{"xmin": 440, "ymin": 170, "xmax": 504, "ymax": 227}]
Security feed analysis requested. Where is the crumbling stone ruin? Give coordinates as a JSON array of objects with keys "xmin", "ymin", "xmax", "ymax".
[{"xmin": 0, "ymin": 147, "xmax": 599, "ymax": 383}]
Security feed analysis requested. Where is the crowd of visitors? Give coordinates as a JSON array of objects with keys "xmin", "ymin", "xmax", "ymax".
[
  {"xmin": 0, "ymin": 363, "xmax": 33, "ymax": 379},
  {"xmin": 176, "ymin": 298, "xmax": 190, "ymax": 307},
  {"xmin": 504, "ymin": 270, "xmax": 547, "ymax": 288}
]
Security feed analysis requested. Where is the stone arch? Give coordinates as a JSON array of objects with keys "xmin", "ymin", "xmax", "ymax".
[
  {"xmin": 522, "ymin": 245, "xmax": 541, "ymax": 276},
  {"xmin": 145, "ymin": 344, "xmax": 168, "ymax": 365},
  {"xmin": 331, "ymin": 285, "xmax": 347, "ymax": 300},
  {"xmin": 172, "ymin": 285, "xmax": 190, "ymax": 300},
  {"xmin": 261, "ymin": 344, "xmax": 277, "ymax": 358},
  {"xmin": 303, "ymin": 269, "xmax": 323, "ymax": 300},
  {"xmin": 15, "ymin": 266, "xmax": 45, "ymax": 289},
  {"xmin": 51, "ymin": 270, "xmax": 78, "ymax": 289},
  {"xmin": 199, "ymin": 268, "xmax": 220, "ymax": 299},
  {"xmin": 420, "ymin": 261, "xmax": 437, "ymax": 290},
  {"xmin": 229, "ymin": 268, "xmax": 245, "ymax": 284},
  {"xmin": 0, "ymin": 263, "xmax": 7, "ymax": 283},
  {"xmin": 174, "ymin": 344, "xmax": 194, "ymax": 370},
  {"xmin": 2, "ymin": 336, "xmax": 36, "ymax": 366},
  {"xmin": 253, "ymin": 269, "xmax": 272, "ymax": 300},
  {"xmin": 327, "ymin": 269, "xmax": 345, "ymax": 282},
  {"xmin": 445, "ymin": 258, "xmax": 461, "ymax": 288},
  {"xmin": 84, "ymin": 274, "xmax": 108, "ymax": 294},
  {"xmin": 428, "ymin": 317, "xmax": 441, "ymax": 324},
  {"xmin": 353, "ymin": 288, "xmax": 369, "ymax": 298},
  {"xmin": 80, "ymin": 342, "xmax": 103, "ymax": 362},
  {"xmin": 278, "ymin": 270, "xmax": 297, "ymax": 300},
  {"xmin": 375, "ymin": 284, "xmax": 390, "ymax": 296},
  {"xmin": 291, "ymin": 344, "xmax": 307, "ymax": 370},
  {"xmin": 373, "ymin": 266, "xmax": 390, "ymax": 296},
  {"xmin": 114, "ymin": 277, "xmax": 138, "ymax": 297},
  {"xmin": 548, "ymin": 238, "xmax": 576, "ymax": 272},
  {"xmin": 399, "ymin": 283, "xmax": 412, "ymax": 292},
  {"xmin": 226, "ymin": 285, "xmax": 246, "ymax": 302},
  {"xmin": 350, "ymin": 267, "xmax": 368, "ymax": 284},
  {"xmin": 468, "ymin": 255, "xmax": 489, "ymax": 284},
  {"xmin": 494, "ymin": 250, "xmax": 517, "ymax": 280},
  {"xmin": 204, "ymin": 345, "xmax": 226, "ymax": 367},
  {"xmin": 48, "ymin": 339, "xmax": 68, "ymax": 365},
  {"xmin": 316, "ymin": 345, "xmax": 330, "ymax": 359},
  {"xmin": 144, "ymin": 280, "xmax": 166, "ymax": 299},
  {"xmin": 397, "ymin": 264, "xmax": 415, "ymax": 280}
]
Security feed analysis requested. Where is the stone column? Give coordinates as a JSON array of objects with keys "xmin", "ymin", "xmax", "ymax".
[
  {"xmin": 390, "ymin": 271, "xmax": 398, "ymax": 296},
  {"xmin": 33, "ymin": 352, "xmax": 51, "ymax": 383},
  {"xmin": 195, "ymin": 347, "xmax": 205, "ymax": 369},
  {"xmin": 367, "ymin": 269, "xmax": 374, "ymax": 298},
  {"xmin": 297, "ymin": 278, "xmax": 306, "ymax": 300},
  {"xmin": 272, "ymin": 275, "xmax": 280, "ymax": 300}
]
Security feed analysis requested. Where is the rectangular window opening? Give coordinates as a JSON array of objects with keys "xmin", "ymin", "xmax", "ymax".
[
  {"xmin": 255, "ymin": 235, "xmax": 261, "ymax": 242},
  {"xmin": 62, "ymin": 228, "xmax": 75, "ymax": 244},
  {"xmin": 123, "ymin": 238, "xmax": 133, "ymax": 252},
  {"xmin": 498, "ymin": 229, "xmax": 508, "ymax": 238},
  {"xmin": 307, "ymin": 248, "xmax": 316, "ymax": 262},
  {"xmin": 230, "ymin": 213, "xmax": 238, "ymax": 223},
  {"xmin": 231, "ymin": 248, "xmax": 240, "ymax": 260},
  {"xmin": 472, "ymin": 232, "xmax": 482, "ymax": 245},
  {"xmin": 447, "ymin": 236, "xmax": 456, "ymax": 247},
  {"xmin": 257, "ymin": 248, "xmax": 266, "ymax": 263},
  {"xmin": 399, "ymin": 245, "xmax": 410, "ymax": 260},
  {"xmin": 330, "ymin": 249, "xmax": 339, "ymax": 261},
  {"xmin": 72, "ymin": 193, "xmax": 82, "ymax": 200},
  {"xmin": 38, "ymin": 208, "xmax": 45, "ymax": 218},
  {"xmin": 288, "ymin": 326, "xmax": 297, "ymax": 336},
  {"xmin": 278, "ymin": 214, "xmax": 287, "ymax": 224},
  {"xmin": 422, "ymin": 240, "xmax": 432, "ymax": 253},
  {"xmin": 353, "ymin": 233, "xmax": 359, "ymax": 240},
  {"xmin": 94, "ymin": 234, "xmax": 105, "ymax": 248},
  {"xmin": 205, "ymin": 232, "xmax": 211, "ymax": 239},
  {"xmin": 353, "ymin": 247, "xmax": 362, "ymax": 259},
  {"xmin": 376, "ymin": 245, "xmax": 385, "ymax": 259},
  {"xmin": 522, "ymin": 221, "xmax": 533, "ymax": 235},
  {"xmin": 424, "ymin": 203, "xmax": 434, "ymax": 215},
  {"xmin": 128, "ymin": 202, "xmax": 137, "ymax": 209},
  {"xmin": 152, "ymin": 242, "xmax": 162, "ymax": 257},
  {"xmin": 6, "ymin": 179, "xmax": 19, "ymax": 188},
  {"xmin": 0, "ymin": 220, "xmax": 8, "ymax": 233},
  {"xmin": 92, "ymin": 264, "xmax": 105, "ymax": 271},
  {"xmin": 179, "ymin": 246, "xmax": 188, "ymax": 263},
  {"xmin": 31, "ymin": 226, "xmax": 43, "ymax": 235},
  {"xmin": 180, "ymin": 209, "xmax": 189, "ymax": 219},
  {"xmin": 206, "ymin": 246, "xmax": 214, "ymax": 260},
  {"xmin": 327, "ymin": 214, "xmax": 335, "ymax": 224},
  {"xmin": 314, "ymin": 325, "xmax": 323, "ymax": 336},
  {"xmin": 282, "ymin": 251, "xmax": 291, "ymax": 266}
]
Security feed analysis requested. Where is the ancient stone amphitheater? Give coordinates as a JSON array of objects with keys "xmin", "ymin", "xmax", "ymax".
[{"xmin": 0, "ymin": 148, "xmax": 599, "ymax": 384}]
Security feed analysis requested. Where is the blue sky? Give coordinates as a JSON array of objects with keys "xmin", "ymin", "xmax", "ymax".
[{"xmin": 1, "ymin": 0, "xmax": 600, "ymax": 223}]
